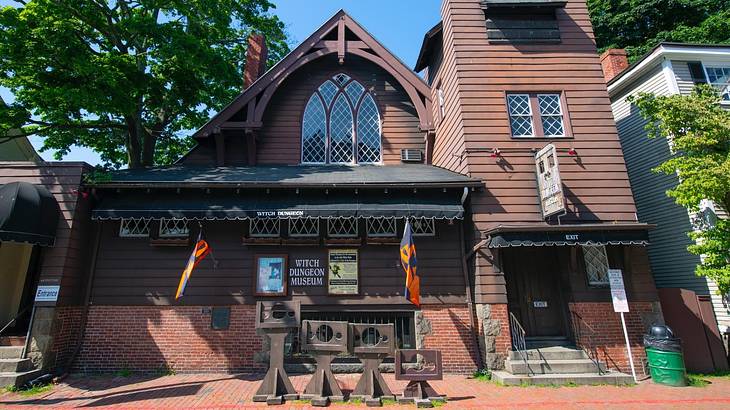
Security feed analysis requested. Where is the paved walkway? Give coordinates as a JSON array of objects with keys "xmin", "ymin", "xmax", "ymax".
[{"xmin": 2, "ymin": 373, "xmax": 730, "ymax": 409}]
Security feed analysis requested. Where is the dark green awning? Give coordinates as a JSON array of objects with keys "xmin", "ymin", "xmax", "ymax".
[
  {"xmin": 91, "ymin": 191, "xmax": 464, "ymax": 220},
  {"xmin": 0, "ymin": 182, "xmax": 59, "ymax": 246},
  {"xmin": 487, "ymin": 223, "xmax": 652, "ymax": 247}
]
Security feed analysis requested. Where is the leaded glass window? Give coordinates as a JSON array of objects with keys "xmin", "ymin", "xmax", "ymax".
[
  {"xmin": 327, "ymin": 218, "xmax": 358, "ymax": 238},
  {"xmin": 159, "ymin": 218, "xmax": 189, "ymax": 238},
  {"xmin": 582, "ymin": 245, "xmax": 609, "ymax": 286},
  {"xmin": 366, "ymin": 218, "xmax": 397, "ymax": 237},
  {"xmin": 119, "ymin": 218, "xmax": 150, "ymax": 238},
  {"xmin": 538, "ymin": 94, "xmax": 565, "ymax": 137},
  {"xmin": 288, "ymin": 218, "xmax": 319, "ymax": 237},
  {"xmin": 410, "ymin": 217, "xmax": 436, "ymax": 237},
  {"xmin": 249, "ymin": 219, "xmax": 280, "ymax": 238},
  {"xmin": 507, "ymin": 92, "xmax": 568, "ymax": 138},
  {"xmin": 705, "ymin": 66, "xmax": 730, "ymax": 101},
  {"xmin": 507, "ymin": 94, "xmax": 534, "ymax": 137},
  {"xmin": 301, "ymin": 73, "xmax": 382, "ymax": 164}
]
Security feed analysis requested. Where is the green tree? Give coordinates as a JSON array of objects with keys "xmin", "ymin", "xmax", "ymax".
[
  {"xmin": 0, "ymin": 1, "xmax": 289, "ymax": 168},
  {"xmin": 631, "ymin": 85, "xmax": 730, "ymax": 293},
  {"xmin": 588, "ymin": 0, "xmax": 730, "ymax": 62}
]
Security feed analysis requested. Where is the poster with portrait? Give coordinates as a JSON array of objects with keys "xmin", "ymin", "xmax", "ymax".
[
  {"xmin": 255, "ymin": 255, "xmax": 288, "ymax": 296},
  {"xmin": 328, "ymin": 249, "xmax": 359, "ymax": 295}
]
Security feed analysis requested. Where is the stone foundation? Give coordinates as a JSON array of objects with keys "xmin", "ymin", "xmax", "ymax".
[{"xmin": 476, "ymin": 303, "xmax": 510, "ymax": 370}]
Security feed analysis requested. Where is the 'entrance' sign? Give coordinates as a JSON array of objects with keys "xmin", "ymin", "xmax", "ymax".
[
  {"xmin": 35, "ymin": 285, "xmax": 60, "ymax": 302},
  {"xmin": 608, "ymin": 268, "xmax": 629, "ymax": 313},
  {"xmin": 535, "ymin": 144, "xmax": 565, "ymax": 218}
]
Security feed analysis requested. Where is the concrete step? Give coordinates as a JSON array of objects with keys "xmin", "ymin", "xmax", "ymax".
[
  {"xmin": 0, "ymin": 368, "xmax": 43, "ymax": 388},
  {"xmin": 506, "ymin": 358, "xmax": 605, "ymax": 375},
  {"xmin": 509, "ymin": 347, "xmax": 588, "ymax": 361},
  {"xmin": 0, "ymin": 346, "xmax": 24, "ymax": 360},
  {"xmin": 525, "ymin": 337, "xmax": 572, "ymax": 349},
  {"xmin": 0, "ymin": 358, "xmax": 33, "ymax": 373},
  {"xmin": 491, "ymin": 370, "xmax": 635, "ymax": 386}
]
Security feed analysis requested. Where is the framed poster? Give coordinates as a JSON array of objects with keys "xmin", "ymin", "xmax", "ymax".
[
  {"xmin": 328, "ymin": 249, "xmax": 359, "ymax": 295},
  {"xmin": 255, "ymin": 255, "xmax": 288, "ymax": 296}
]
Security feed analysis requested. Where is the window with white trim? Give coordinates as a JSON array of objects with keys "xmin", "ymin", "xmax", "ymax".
[
  {"xmin": 159, "ymin": 218, "xmax": 190, "ymax": 238},
  {"xmin": 249, "ymin": 219, "xmax": 280, "ymax": 238},
  {"xmin": 437, "ymin": 88, "xmax": 445, "ymax": 120},
  {"xmin": 507, "ymin": 92, "xmax": 566, "ymax": 138},
  {"xmin": 288, "ymin": 218, "xmax": 319, "ymax": 238},
  {"xmin": 119, "ymin": 218, "xmax": 150, "ymax": 237},
  {"xmin": 366, "ymin": 218, "xmax": 397, "ymax": 237},
  {"xmin": 327, "ymin": 218, "xmax": 358, "ymax": 238},
  {"xmin": 410, "ymin": 218, "xmax": 436, "ymax": 237},
  {"xmin": 301, "ymin": 73, "xmax": 382, "ymax": 164},
  {"xmin": 704, "ymin": 66, "xmax": 730, "ymax": 101},
  {"xmin": 582, "ymin": 245, "xmax": 609, "ymax": 286}
]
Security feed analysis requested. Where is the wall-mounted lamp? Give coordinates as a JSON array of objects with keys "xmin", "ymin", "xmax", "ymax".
[
  {"xmin": 490, "ymin": 148, "xmax": 501, "ymax": 158},
  {"xmin": 567, "ymin": 147, "xmax": 578, "ymax": 156}
]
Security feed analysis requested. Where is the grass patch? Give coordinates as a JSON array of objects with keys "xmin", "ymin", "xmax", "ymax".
[
  {"xmin": 472, "ymin": 368, "xmax": 491, "ymax": 382},
  {"xmin": 4, "ymin": 383, "xmax": 53, "ymax": 396},
  {"xmin": 381, "ymin": 397, "xmax": 397, "ymax": 406},
  {"xmin": 687, "ymin": 371, "xmax": 730, "ymax": 387}
]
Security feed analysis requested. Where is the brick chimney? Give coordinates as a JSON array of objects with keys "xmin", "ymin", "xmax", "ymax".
[
  {"xmin": 600, "ymin": 48, "xmax": 629, "ymax": 83},
  {"xmin": 243, "ymin": 33, "xmax": 268, "ymax": 90}
]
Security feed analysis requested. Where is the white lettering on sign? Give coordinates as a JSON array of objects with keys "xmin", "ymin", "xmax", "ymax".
[
  {"xmin": 35, "ymin": 285, "xmax": 60, "ymax": 302},
  {"xmin": 255, "ymin": 211, "xmax": 305, "ymax": 217},
  {"xmin": 608, "ymin": 269, "xmax": 629, "ymax": 313},
  {"xmin": 533, "ymin": 301, "xmax": 548, "ymax": 308},
  {"xmin": 289, "ymin": 258, "xmax": 325, "ymax": 287},
  {"xmin": 565, "ymin": 234, "xmax": 579, "ymax": 241},
  {"xmin": 535, "ymin": 144, "xmax": 566, "ymax": 218}
]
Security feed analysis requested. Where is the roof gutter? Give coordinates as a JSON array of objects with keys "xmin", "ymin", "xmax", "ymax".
[{"xmin": 85, "ymin": 181, "xmax": 484, "ymax": 190}]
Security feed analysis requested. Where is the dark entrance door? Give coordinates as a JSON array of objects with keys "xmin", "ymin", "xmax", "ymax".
[{"xmin": 504, "ymin": 247, "xmax": 567, "ymax": 337}]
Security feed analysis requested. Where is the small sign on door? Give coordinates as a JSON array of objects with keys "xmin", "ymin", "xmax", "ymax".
[{"xmin": 533, "ymin": 301, "xmax": 548, "ymax": 308}]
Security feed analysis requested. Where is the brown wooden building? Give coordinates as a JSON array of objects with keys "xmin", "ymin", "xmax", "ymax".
[{"xmin": 8, "ymin": 0, "xmax": 664, "ymax": 384}]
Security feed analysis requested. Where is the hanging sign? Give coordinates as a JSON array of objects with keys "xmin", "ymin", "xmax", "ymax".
[
  {"xmin": 535, "ymin": 144, "xmax": 565, "ymax": 218},
  {"xmin": 35, "ymin": 285, "xmax": 60, "ymax": 302},
  {"xmin": 608, "ymin": 268, "xmax": 629, "ymax": 313},
  {"xmin": 289, "ymin": 257, "xmax": 326, "ymax": 287},
  {"xmin": 328, "ymin": 249, "xmax": 359, "ymax": 295}
]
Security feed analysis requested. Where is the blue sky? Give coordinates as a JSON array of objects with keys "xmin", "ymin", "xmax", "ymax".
[{"xmin": 0, "ymin": 0, "xmax": 441, "ymax": 165}]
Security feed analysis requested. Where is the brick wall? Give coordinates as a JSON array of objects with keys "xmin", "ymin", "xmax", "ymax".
[
  {"xmin": 74, "ymin": 305, "xmax": 263, "ymax": 373},
  {"xmin": 51, "ymin": 306, "xmax": 84, "ymax": 371},
  {"xmin": 421, "ymin": 304, "xmax": 480, "ymax": 373},
  {"xmin": 570, "ymin": 302, "xmax": 661, "ymax": 374}
]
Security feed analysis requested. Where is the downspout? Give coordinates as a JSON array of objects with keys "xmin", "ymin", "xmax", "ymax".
[
  {"xmin": 65, "ymin": 221, "xmax": 102, "ymax": 374},
  {"xmin": 459, "ymin": 187, "xmax": 483, "ymax": 369}
]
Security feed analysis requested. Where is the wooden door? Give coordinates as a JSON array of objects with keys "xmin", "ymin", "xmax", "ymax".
[{"xmin": 505, "ymin": 248, "xmax": 566, "ymax": 337}]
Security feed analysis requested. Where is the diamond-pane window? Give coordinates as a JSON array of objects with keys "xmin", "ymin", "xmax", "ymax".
[
  {"xmin": 327, "ymin": 218, "xmax": 358, "ymax": 238},
  {"xmin": 705, "ymin": 66, "xmax": 730, "ymax": 101},
  {"xmin": 300, "ymin": 74, "xmax": 381, "ymax": 165},
  {"xmin": 583, "ymin": 245, "xmax": 609, "ymax": 286},
  {"xmin": 410, "ymin": 218, "xmax": 436, "ymax": 236},
  {"xmin": 357, "ymin": 94, "xmax": 381, "ymax": 163},
  {"xmin": 366, "ymin": 218, "xmax": 396, "ymax": 237},
  {"xmin": 119, "ymin": 218, "xmax": 150, "ymax": 237},
  {"xmin": 250, "ymin": 219, "xmax": 280, "ymax": 238},
  {"xmin": 159, "ymin": 218, "xmax": 189, "ymax": 238},
  {"xmin": 507, "ymin": 94, "xmax": 533, "ymax": 137},
  {"xmin": 329, "ymin": 94, "xmax": 354, "ymax": 164},
  {"xmin": 538, "ymin": 94, "xmax": 565, "ymax": 136},
  {"xmin": 288, "ymin": 218, "xmax": 319, "ymax": 237},
  {"xmin": 302, "ymin": 94, "xmax": 327, "ymax": 163}
]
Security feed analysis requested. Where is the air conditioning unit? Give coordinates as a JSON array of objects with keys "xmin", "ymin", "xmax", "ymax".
[{"xmin": 400, "ymin": 149, "xmax": 423, "ymax": 163}]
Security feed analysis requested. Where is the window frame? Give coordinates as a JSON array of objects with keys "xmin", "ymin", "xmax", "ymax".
[
  {"xmin": 702, "ymin": 64, "xmax": 730, "ymax": 103},
  {"xmin": 327, "ymin": 217, "xmax": 359, "ymax": 238},
  {"xmin": 506, "ymin": 92, "xmax": 571, "ymax": 139},
  {"xmin": 410, "ymin": 217, "xmax": 436, "ymax": 237},
  {"xmin": 249, "ymin": 218, "xmax": 281, "ymax": 238},
  {"xmin": 158, "ymin": 218, "xmax": 190, "ymax": 238},
  {"xmin": 119, "ymin": 218, "xmax": 151, "ymax": 238},
  {"xmin": 288, "ymin": 218, "xmax": 320, "ymax": 238},
  {"xmin": 366, "ymin": 218, "xmax": 397, "ymax": 238},
  {"xmin": 300, "ymin": 73, "xmax": 383, "ymax": 165},
  {"xmin": 582, "ymin": 245, "xmax": 610, "ymax": 287}
]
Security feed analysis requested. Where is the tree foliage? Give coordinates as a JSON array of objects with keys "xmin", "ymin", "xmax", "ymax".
[
  {"xmin": 631, "ymin": 85, "xmax": 730, "ymax": 293},
  {"xmin": 588, "ymin": 0, "xmax": 730, "ymax": 62},
  {"xmin": 0, "ymin": 0, "xmax": 289, "ymax": 168}
]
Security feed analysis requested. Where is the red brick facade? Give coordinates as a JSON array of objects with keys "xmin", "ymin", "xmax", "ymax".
[
  {"xmin": 569, "ymin": 302, "xmax": 658, "ymax": 374},
  {"xmin": 600, "ymin": 48, "xmax": 629, "ymax": 83},
  {"xmin": 421, "ymin": 304, "xmax": 480, "ymax": 373},
  {"xmin": 51, "ymin": 306, "xmax": 84, "ymax": 370}
]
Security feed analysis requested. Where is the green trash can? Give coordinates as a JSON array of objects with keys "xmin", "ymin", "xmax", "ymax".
[{"xmin": 646, "ymin": 347, "xmax": 687, "ymax": 386}]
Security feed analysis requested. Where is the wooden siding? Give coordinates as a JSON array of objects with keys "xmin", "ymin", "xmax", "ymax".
[
  {"xmin": 672, "ymin": 61, "xmax": 697, "ymax": 96},
  {"xmin": 0, "ymin": 162, "xmax": 91, "ymax": 306},
  {"xmin": 182, "ymin": 55, "xmax": 425, "ymax": 166},
  {"xmin": 430, "ymin": 0, "xmax": 641, "ymax": 304},
  {"xmin": 89, "ymin": 219, "xmax": 466, "ymax": 306}
]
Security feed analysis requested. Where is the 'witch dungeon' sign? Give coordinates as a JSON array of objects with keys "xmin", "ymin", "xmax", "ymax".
[{"xmin": 289, "ymin": 257, "xmax": 326, "ymax": 287}]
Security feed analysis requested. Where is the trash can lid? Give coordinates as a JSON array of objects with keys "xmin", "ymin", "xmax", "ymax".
[{"xmin": 648, "ymin": 324, "xmax": 674, "ymax": 339}]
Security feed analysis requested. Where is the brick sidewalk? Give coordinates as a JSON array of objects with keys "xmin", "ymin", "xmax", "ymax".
[{"xmin": 2, "ymin": 373, "xmax": 730, "ymax": 409}]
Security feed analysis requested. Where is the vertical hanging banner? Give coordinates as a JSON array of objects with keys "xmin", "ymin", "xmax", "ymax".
[
  {"xmin": 535, "ymin": 144, "xmax": 565, "ymax": 218},
  {"xmin": 328, "ymin": 249, "xmax": 359, "ymax": 295}
]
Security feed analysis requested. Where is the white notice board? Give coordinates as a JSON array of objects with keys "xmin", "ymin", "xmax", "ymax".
[{"xmin": 608, "ymin": 269, "xmax": 629, "ymax": 313}]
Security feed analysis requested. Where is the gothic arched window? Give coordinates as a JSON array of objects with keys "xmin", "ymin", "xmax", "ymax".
[{"xmin": 301, "ymin": 73, "xmax": 382, "ymax": 164}]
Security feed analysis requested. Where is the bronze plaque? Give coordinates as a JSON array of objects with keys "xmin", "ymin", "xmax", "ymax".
[
  {"xmin": 300, "ymin": 320, "xmax": 349, "ymax": 353},
  {"xmin": 255, "ymin": 301, "xmax": 300, "ymax": 329},
  {"xmin": 395, "ymin": 349, "xmax": 443, "ymax": 381},
  {"xmin": 349, "ymin": 323, "xmax": 395, "ymax": 355}
]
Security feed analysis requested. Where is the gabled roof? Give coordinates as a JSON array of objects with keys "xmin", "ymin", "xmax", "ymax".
[
  {"xmin": 415, "ymin": 22, "xmax": 442, "ymax": 72},
  {"xmin": 194, "ymin": 10, "xmax": 434, "ymax": 138}
]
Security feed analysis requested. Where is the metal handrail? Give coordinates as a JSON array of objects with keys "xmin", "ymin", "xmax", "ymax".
[
  {"xmin": 508, "ymin": 312, "xmax": 534, "ymax": 375},
  {"xmin": 570, "ymin": 311, "xmax": 603, "ymax": 375},
  {"xmin": 0, "ymin": 305, "xmax": 32, "ymax": 336}
]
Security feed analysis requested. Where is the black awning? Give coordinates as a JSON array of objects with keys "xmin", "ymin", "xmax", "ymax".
[
  {"xmin": 487, "ymin": 223, "xmax": 652, "ymax": 247},
  {"xmin": 0, "ymin": 182, "xmax": 60, "ymax": 247},
  {"xmin": 91, "ymin": 191, "xmax": 464, "ymax": 220}
]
